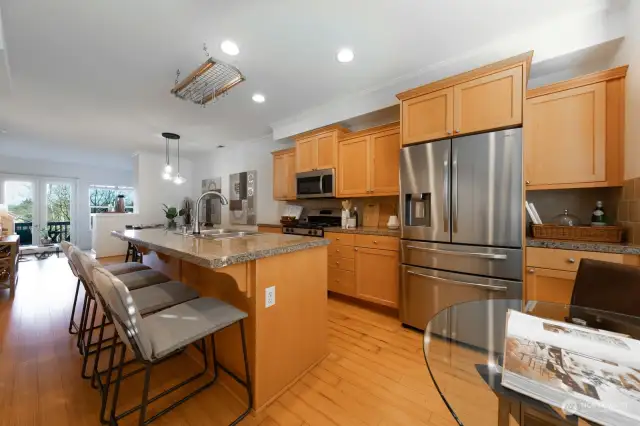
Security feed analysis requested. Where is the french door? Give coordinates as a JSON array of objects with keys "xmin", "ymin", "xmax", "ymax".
[{"xmin": 0, "ymin": 175, "xmax": 77, "ymax": 246}]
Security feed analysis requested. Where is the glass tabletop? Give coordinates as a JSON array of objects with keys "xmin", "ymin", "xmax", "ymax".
[{"xmin": 423, "ymin": 299, "xmax": 640, "ymax": 426}]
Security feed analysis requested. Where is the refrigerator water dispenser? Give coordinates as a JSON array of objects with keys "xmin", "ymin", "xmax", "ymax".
[{"xmin": 405, "ymin": 193, "xmax": 430, "ymax": 227}]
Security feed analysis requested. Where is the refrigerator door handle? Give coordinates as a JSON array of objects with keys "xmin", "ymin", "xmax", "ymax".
[
  {"xmin": 443, "ymin": 150, "xmax": 449, "ymax": 232},
  {"xmin": 406, "ymin": 245, "xmax": 507, "ymax": 260},
  {"xmin": 407, "ymin": 270, "xmax": 508, "ymax": 292},
  {"xmin": 452, "ymin": 147, "xmax": 458, "ymax": 233}
]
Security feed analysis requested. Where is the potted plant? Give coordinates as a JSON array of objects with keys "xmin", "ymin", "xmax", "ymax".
[
  {"xmin": 162, "ymin": 204, "xmax": 185, "ymax": 229},
  {"xmin": 40, "ymin": 228, "xmax": 53, "ymax": 246}
]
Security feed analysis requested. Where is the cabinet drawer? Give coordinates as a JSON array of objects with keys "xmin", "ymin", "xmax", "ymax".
[
  {"xmin": 328, "ymin": 244, "xmax": 355, "ymax": 259},
  {"xmin": 325, "ymin": 232, "xmax": 355, "ymax": 246},
  {"xmin": 354, "ymin": 234, "xmax": 399, "ymax": 251},
  {"xmin": 328, "ymin": 255, "xmax": 355, "ymax": 272},
  {"xmin": 328, "ymin": 268, "xmax": 356, "ymax": 296},
  {"xmin": 526, "ymin": 247, "xmax": 624, "ymax": 272}
]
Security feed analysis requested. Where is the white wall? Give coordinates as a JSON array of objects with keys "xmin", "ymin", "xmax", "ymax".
[
  {"xmin": 134, "ymin": 151, "xmax": 195, "ymax": 224},
  {"xmin": 611, "ymin": 0, "xmax": 640, "ymax": 179},
  {"xmin": 0, "ymin": 154, "xmax": 134, "ymax": 249},
  {"xmin": 192, "ymin": 136, "xmax": 293, "ymax": 227}
]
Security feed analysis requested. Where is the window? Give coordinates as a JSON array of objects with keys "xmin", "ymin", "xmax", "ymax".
[{"xmin": 89, "ymin": 185, "xmax": 135, "ymax": 213}]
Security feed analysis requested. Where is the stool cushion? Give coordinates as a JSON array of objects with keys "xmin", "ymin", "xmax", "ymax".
[
  {"xmin": 105, "ymin": 262, "xmax": 150, "ymax": 276},
  {"xmin": 144, "ymin": 298, "xmax": 248, "ymax": 360},
  {"xmin": 117, "ymin": 269, "xmax": 171, "ymax": 290},
  {"xmin": 131, "ymin": 281, "xmax": 200, "ymax": 316},
  {"xmin": 92, "ymin": 266, "xmax": 153, "ymax": 360}
]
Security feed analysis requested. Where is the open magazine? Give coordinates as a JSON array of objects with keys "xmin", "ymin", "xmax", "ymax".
[{"xmin": 501, "ymin": 310, "xmax": 640, "ymax": 426}]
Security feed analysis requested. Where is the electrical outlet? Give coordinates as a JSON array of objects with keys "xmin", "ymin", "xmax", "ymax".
[{"xmin": 265, "ymin": 286, "xmax": 276, "ymax": 308}]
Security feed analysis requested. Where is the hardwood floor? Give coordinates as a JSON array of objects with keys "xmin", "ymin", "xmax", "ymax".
[{"xmin": 0, "ymin": 255, "xmax": 458, "ymax": 426}]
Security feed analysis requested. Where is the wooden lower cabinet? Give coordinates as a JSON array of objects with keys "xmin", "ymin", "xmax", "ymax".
[
  {"xmin": 355, "ymin": 247, "xmax": 399, "ymax": 308},
  {"xmin": 326, "ymin": 232, "xmax": 399, "ymax": 308},
  {"xmin": 257, "ymin": 226, "xmax": 282, "ymax": 234},
  {"xmin": 525, "ymin": 267, "xmax": 576, "ymax": 305}
]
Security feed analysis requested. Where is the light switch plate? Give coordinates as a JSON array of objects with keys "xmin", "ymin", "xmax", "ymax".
[{"xmin": 265, "ymin": 286, "xmax": 276, "ymax": 308}]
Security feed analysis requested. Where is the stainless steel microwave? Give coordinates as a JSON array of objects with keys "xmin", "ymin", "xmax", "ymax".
[{"xmin": 296, "ymin": 169, "xmax": 335, "ymax": 199}]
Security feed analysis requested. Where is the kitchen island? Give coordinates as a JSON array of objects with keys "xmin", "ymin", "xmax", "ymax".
[{"xmin": 111, "ymin": 228, "xmax": 329, "ymax": 412}]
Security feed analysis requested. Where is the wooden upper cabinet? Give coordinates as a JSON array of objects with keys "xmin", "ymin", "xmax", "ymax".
[
  {"xmin": 355, "ymin": 247, "xmax": 399, "ymax": 308},
  {"xmin": 454, "ymin": 66, "xmax": 523, "ymax": 135},
  {"xmin": 284, "ymin": 151, "xmax": 296, "ymax": 198},
  {"xmin": 338, "ymin": 136, "xmax": 369, "ymax": 197},
  {"xmin": 316, "ymin": 132, "xmax": 337, "ymax": 170},
  {"xmin": 273, "ymin": 153, "xmax": 287, "ymax": 199},
  {"xmin": 525, "ymin": 66, "xmax": 628, "ymax": 190},
  {"xmin": 294, "ymin": 126, "xmax": 347, "ymax": 172},
  {"xmin": 337, "ymin": 123, "xmax": 400, "ymax": 198},
  {"xmin": 526, "ymin": 83, "xmax": 605, "ymax": 187},
  {"xmin": 370, "ymin": 128, "xmax": 400, "ymax": 195},
  {"xmin": 397, "ymin": 52, "xmax": 532, "ymax": 146},
  {"xmin": 272, "ymin": 148, "xmax": 296, "ymax": 200},
  {"xmin": 295, "ymin": 137, "xmax": 316, "ymax": 173},
  {"xmin": 402, "ymin": 87, "xmax": 453, "ymax": 145}
]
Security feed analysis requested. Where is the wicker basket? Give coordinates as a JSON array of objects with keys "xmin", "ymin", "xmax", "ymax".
[{"xmin": 531, "ymin": 224, "xmax": 623, "ymax": 243}]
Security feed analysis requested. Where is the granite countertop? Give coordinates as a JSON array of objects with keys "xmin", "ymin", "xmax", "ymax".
[
  {"xmin": 324, "ymin": 226, "xmax": 401, "ymax": 237},
  {"xmin": 111, "ymin": 228, "xmax": 329, "ymax": 269},
  {"xmin": 527, "ymin": 238, "xmax": 640, "ymax": 255}
]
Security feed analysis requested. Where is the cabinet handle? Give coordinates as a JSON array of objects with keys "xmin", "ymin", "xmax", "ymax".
[
  {"xmin": 568, "ymin": 258, "xmax": 576, "ymax": 264},
  {"xmin": 336, "ymin": 249, "xmax": 340, "ymax": 252},
  {"xmin": 447, "ymin": 131, "xmax": 452, "ymax": 135},
  {"xmin": 526, "ymin": 180, "xmax": 531, "ymax": 185},
  {"xmin": 355, "ymin": 248, "xmax": 358, "ymax": 251},
  {"xmin": 454, "ymin": 129, "xmax": 460, "ymax": 133},
  {"xmin": 528, "ymin": 268, "xmax": 535, "ymax": 274},
  {"xmin": 373, "ymin": 241, "xmax": 378, "ymax": 244}
]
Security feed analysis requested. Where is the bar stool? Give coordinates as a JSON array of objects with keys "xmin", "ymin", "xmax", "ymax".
[
  {"xmin": 61, "ymin": 241, "xmax": 150, "ymax": 335},
  {"xmin": 91, "ymin": 264, "xmax": 253, "ymax": 426},
  {"xmin": 66, "ymin": 245, "xmax": 175, "ymax": 378},
  {"xmin": 75, "ymin": 250, "xmax": 201, "ymax": 422}
]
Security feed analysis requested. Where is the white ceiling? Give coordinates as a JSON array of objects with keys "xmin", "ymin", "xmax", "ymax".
[{"xmin": 0, "ymin": 0, "xmax": 625, "ymax": 158}]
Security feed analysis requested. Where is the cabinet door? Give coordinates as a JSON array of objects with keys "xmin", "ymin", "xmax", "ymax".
[
  {"xmin": 296, "ymin": 137, "xmax": 316, "ymax": 172},
  {"xmin": 525, "ymin": 82, "xmax": 606, "ymax": 188},
  {"xmin": 316, "ymin": 132, "xmax": 337, "ymax": 170},
  {"xmin": 284, "ymin": 152, "xmax": 296, "ymax": 199},
  {"xmin": 370, "ymin": 128, "xmax": 400, "ymax": 195},
  {"xmin": 272, "ymin": 154, "xmax": 287, "ymax": 200},
  {"xmin": 337, "ymin": 136, "xmax": 369, "ymax": 197},
  {"xmin": 453, "ymin": 66, "xmax": 523, "ymax": 135},
  {"xmin": 525, "ymin": 267, "xmax": 576, "ymax": 305},
  {"xmin": 402, "ymin": 87, "xmax": 454, "ymax": 145},
  {"xmin": 355, "ymin": 247, "xmax": 399, "ymax": 308}
]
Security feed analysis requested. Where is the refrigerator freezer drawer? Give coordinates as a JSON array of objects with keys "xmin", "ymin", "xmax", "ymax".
[
  {"xmin": 400, "ymin": 264, "xmax": 522, "ymax": 333},
  {"xmin": 401, "ymin": 240, "xmax": 522, "ymax": 281}
]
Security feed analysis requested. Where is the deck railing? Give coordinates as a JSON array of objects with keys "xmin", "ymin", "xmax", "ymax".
[{"xmin": 14, "ymin": 221, "xmax": 71, "ymax": 246}]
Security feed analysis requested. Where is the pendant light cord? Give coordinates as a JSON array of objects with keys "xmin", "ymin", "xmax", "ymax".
[{"xmin": 177, "ymin": 136, "xmax": 180, "ymax": 174}]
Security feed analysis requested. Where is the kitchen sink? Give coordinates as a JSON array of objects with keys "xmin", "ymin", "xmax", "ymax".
[{"xmin": 175, "ymin": 229, "xmax": 260, "ymax": 240}]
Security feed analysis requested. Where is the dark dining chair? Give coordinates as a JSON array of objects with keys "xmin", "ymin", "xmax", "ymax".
[{"xmin": 571, "ymin": 258, "xmax": 640, "ymax": 318}]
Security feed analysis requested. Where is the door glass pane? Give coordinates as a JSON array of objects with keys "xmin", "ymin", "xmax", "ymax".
[
  {"xmin": 5, "ymin": 181, "xmax": 34, "ymax": 245},
  {"xmin": 46, "ymin": 183, "xmax": 72, "ymax": 243}
]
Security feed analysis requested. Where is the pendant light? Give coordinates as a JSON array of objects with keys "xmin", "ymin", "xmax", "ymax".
[
  {"xmin": 161, "ymin": 132, "xmax": 178, "ymax": 180},
  {"xmin": 173, "ymin": 134, "xmax": 186, "ymax": 185}
]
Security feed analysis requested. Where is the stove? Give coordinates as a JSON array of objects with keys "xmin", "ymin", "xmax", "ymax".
[{"xmin": 282, "ymin": 208, "xmax": 341, "ymax": 238}]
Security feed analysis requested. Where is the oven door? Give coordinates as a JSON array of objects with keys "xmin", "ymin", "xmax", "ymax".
[{"xmin": 296, "ymin": 169, "xmax": 335, "ymax": 199}]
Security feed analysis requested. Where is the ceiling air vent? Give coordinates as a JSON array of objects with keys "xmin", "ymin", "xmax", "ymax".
[{"xmin": 171, "ymin": 49, "xmax": 245, "ymax": 106}]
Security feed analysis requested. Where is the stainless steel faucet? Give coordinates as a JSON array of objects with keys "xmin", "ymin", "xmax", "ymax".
[{"xmin": 193, "ymin": 191, "xmax": 229, "ymax": 234}]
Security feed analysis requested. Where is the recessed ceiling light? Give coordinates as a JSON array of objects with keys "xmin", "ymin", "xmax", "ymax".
[
  {"xmin": 336, "ymin": 48, "xmax": 354, "ymax": 63},
  {"xmin": 252, "ymin": 93, "xmax": 266, "ymax": 103},
  {"xmin": 217, "ymin": 145, "xmax": 226, "ymax": 148},
  {"xmin": 220, "ymin": 40, "xmax": 239, "ymax": 56}
]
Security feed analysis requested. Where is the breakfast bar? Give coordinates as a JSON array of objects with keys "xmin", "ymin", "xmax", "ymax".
[{"xmin": 111, "ymin": 228, "xmax": 330, "ymax": 412}]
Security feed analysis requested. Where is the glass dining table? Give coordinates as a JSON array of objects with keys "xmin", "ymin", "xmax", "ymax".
[{"xmin": 423, "ymin": 299, "xmax": 640, "ymax": 426}]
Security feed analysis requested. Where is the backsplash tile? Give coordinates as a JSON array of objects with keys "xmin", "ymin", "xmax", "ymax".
[
  {"xmin": 618, "ymin": 177, "xmax": 640, "ymax": 244},
  {"xmin": 526, "ymin": 188, "xmax": 621, "ymax": 225}
]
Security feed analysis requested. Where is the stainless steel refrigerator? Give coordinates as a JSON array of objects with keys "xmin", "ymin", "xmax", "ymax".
[{"xmin": 400, "ymin": 128, "xmax": 523, "ymax": 348}]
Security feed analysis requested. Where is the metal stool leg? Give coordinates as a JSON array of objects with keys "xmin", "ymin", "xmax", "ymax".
[
  {"xmin": 230, "ymin": 319, "xmax": 253, "ymax": 426},
  {"xmin": 68, "ymin": 278, "xmax": 81, "ymax": 335}
]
